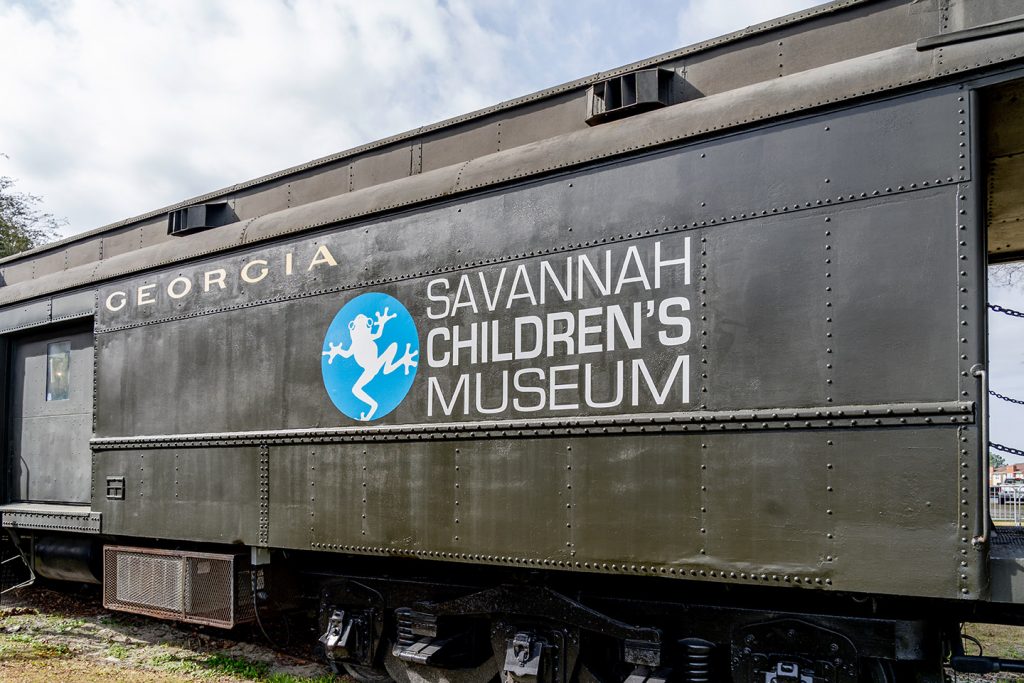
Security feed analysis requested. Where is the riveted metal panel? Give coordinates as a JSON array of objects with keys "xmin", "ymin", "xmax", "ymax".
[
  {"xmin": 828, "ymin": 426, "xmax": 961, "ymax": 598},
  {"xmin": 287, "ymin": 164, "xmax": 351, "ymax": 207},
  {"xmin": 682, "ymin": 35, "xmax": 789, "ymax": 99},
  {"xmin": 779, "ymin": 1, "xmax": 939, "ymax": 78},
  {"xmin": 572, "ymin": 435, "xmax": 702, "ymax": 564},
  {"xmin": 267, "ymin": 445, "xmax": 314, "ymax": 549},
  {"xmin": 497, "ymin": 94, "xmax": 587, "ymax": 151},
  {"xmin": 10, "ymin": 328, "xmax": 94, "ymax": 503},
  {"xmin": 63, "ymin": 240, "xmax": 102, "ymax": 270},
  {"xmin": 350, "ymin": 146, "xmax": 414, "ymax": 192},
  {"xmin": 311, "ymin": 442, "xmax": 461, "ymax": 552},
  {"xmin": 703, "ymin": 212, "xmax": 827, "ymax": 410},
  {"xmin": 138, "ymin": 217, "xmax": 176, "ymax": 250},
  {"xmin": 231, "ymin": 180, "xmax": 291, "ymax": 221},
  {"xmin": 449, "ymin": 439, "xmax": 568, "ymax": 559},
  {"xmin": 32, "ymin": 249, "xmax": 68, "ymax": 279},
  {"xmin": 0, "ymin": 503, "xmax": 101, "ymax": 533},
  {"xmin": 51, "ymin": 290, "xmax": 95, "ymax": 321},
  {"xmin": 420, "ymin": 122, "xmax": 498, "ymax": 173},
  {"xmin": 702, "ymin": 432, "xmax": 829, "ymax": 570},
  {"xmin": 829, "ymin": 189, "xmax": 959, "ymax": 405},
  {"xmin": 93, "ymin": 448, "xmax": 259, "ymax": 544},
  {"xmin": 0, "ymin": 299, "xmax": 51, "ymax": 334},
  {"xmin": 947, "ymin": 0, "xmax": 1024, "ymax": 32},
  {"xmin": 1, "ymin": 260, "xmax": 35, "ymax": 286},
  {"xmin": 100, "ymin": 227, "xmax": 143, "ymax": 260}
]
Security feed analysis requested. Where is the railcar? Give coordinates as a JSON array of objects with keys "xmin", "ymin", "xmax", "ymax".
[{"xmin": 4, "ymin": 1, "xmax": 1024, "ymax": 681}]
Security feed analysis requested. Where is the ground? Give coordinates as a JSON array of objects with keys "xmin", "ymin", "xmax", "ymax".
[{"xmin": 0, "ymin": 584, "xmax": 339, "ymax": 682}]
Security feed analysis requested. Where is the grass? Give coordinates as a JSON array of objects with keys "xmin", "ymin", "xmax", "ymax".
[
  {"xmin": 148, "ymin": 652, "xmax": 334, "ymax": 682},
  {"xmin": 201, "ymin": 653, "xmax": 270, "ymax": 679},
  {"xmin": 50, "ymin": 618, "xmax": 86, "ymax": 634},
  {"xmin": 0, "ymin": 638, "xmax": 72, "ymax": 662},
  {"xmin": 107, "ymin": 643, "xmax": 131, "ymax": 659},
  {"xmin": 963, "ymin": 623, "xmax": 1024, "ymax": 660}
]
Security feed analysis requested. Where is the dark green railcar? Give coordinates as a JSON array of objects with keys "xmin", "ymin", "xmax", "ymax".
[{"xmin": 3, "ymin": 1, "xmax": 1024, "ymax": 680}]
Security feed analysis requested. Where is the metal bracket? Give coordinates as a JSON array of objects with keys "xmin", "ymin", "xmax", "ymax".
[
  {"xmin": 503, "ymin": 632, "xmax": 545, "ymax": 683},
  {"xmin": 319, "ymin": 609, "xmax": 374, "ymax": 666},
  {"xmin": 765, "ymin": 661, "xmax": 814, "ymax": 683}
]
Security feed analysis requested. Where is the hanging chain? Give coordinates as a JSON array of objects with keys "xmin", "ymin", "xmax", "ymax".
[
  {"xmin": 987, "ymin": 303, "xmax": 1024, "ymax": 455},
  {"xmin": 989, "ymin": 303, "xmax": 1024, "ymax": 318},
  {"xmin": 991, "ymin": 390, "xmax": 1024, "ymax": 406},
  {"xmin": 992, "ymin": 442, "xmax": 1024, "ymax": 458}
]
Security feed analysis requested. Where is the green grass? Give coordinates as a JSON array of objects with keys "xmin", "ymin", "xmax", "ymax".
[
  {"xmin": 196, "ymin": 653, "xmax": 337, "ymax": 682},
  {"xmin": 107, "ymin": 642, "xmax": 131, "ymax": 659},
  {"xmin": 964, "ymin": 623, "xmax": 1024, "ymax": 660},
  {"xmin": 48, "ymin": 618, "xmax": 86, "ymax": 634},
  {"xmin": 201, "ymin": 652, "xmax": 271, "ymax": 679}
]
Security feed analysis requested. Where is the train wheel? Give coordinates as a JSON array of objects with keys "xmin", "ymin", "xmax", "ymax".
[
  {"xmin": 861, "ymin": 658, "xmax": 897, "ymax": 683},
  {"xmin": 383, "ymin": 646, "xmax": 498, "ymax": 683},
  {"xmin": 343, "ymin": 662, "xmax": 395, "ymax": 683}
]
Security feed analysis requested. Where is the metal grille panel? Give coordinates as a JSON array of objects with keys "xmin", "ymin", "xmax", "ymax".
[{"xmin": 103, "ymin": 546, "xmax": 254, "ymax": 628}]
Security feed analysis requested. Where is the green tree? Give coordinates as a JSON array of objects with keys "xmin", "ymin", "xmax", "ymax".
[
  {"xmin": 991, "ymin": 450, "xmax": 1007, "ymax": 470},
  {"xmin": 0, "ymin": 157, "xmax": 63, "ymax": 258}
]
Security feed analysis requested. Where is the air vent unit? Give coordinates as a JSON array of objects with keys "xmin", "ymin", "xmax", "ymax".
[
  {"xmin": 103, "ymin": 545, "xmax": 255, "ymax": 628},
  {"xmin": 167, "ymin": 201, "xmax": 234, "ymax": 236},
  {"xmin": 586, "ymin": 68, "xmax": 674, "ymax": 126}
]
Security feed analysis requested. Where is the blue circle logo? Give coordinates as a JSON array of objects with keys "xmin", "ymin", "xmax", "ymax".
[{"xmin": 321, "ymin": 292, "xmax": 419, "ymax": 421}]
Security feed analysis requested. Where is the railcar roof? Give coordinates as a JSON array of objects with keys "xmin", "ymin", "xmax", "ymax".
[{"xmin": 0, "ymin": 0, "xmax": 892, "ymax": 264}]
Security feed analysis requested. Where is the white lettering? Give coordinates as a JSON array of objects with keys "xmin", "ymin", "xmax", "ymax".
[
  {"xmin": 204, "ymin": 269, "xmax": 227, "ymax": 292},
  {"xmin": 166, "ymin": 277, "xmax": 192, "ymax": 299},
  {"xmin": 137, "ymin": 284, "xmax": 157, "ymax": 306},
  {"xmin": 241, "ymin": 259, "xmax": 269, "ymax": 284},
  {"xmin": 307, "ymin": 244, "xmax": 338, "ymax": 270},
  {"xmin": 427, "ymin": 278, "xmax": 450, "ymax": 319},
  {"xmin": 105, "ymin": 291, "xmax": 127, "ymax": 312}
]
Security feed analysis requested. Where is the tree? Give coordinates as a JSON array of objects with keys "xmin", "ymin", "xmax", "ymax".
[
  {"xmin": 991, "ymin": 450, "xmax": 1007, "ymax": 470},
  {"xmin": 990, "ymin": 262, "xmax": 1024, "ymax": 289},
  {"xmin": 0, "ymin": 157, "xmax": 63, "ymax": 258}
]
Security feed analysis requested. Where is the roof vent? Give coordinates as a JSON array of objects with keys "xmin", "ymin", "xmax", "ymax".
[
  {"xmin": 167, "ymin": 201, "xmax": 235, "ymax": 236},
  {"xmin": 586, "ymin": 68, "xmax": 674, "ymax": 126}
]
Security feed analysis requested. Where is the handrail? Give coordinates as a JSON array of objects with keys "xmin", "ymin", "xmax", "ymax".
[{"xmin": 972, "ymin": 364, "xmax": 990, "ymax": 547}]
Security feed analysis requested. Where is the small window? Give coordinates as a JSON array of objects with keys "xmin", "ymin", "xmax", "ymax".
[{"xmin": 46, "ymin": 341, "xmax": 71, "ymax": 401}]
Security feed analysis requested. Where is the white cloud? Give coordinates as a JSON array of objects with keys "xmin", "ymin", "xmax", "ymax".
[
  {"xmin": 0, "ymin": 0, "xmax": 705, "ymax": 235},
  {"xmin": 676, "ymin": 0, "xmax": 820, "ymax": 46},
  {"xmin": 0, "ymin": 0, "xmax": 534, "ymax": 233}
]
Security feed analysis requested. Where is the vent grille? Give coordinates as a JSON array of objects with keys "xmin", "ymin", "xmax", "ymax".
[
  {"xmin": 586, "ymin": 68, "xmax": 674, "ymax": 126},
  {"xmin": 103, "ymin": 546, "xmax": 255, "ymax": 628},
  {"xmin": 167, "ymin": 202, "xmax": 234, "ymax": 236}
]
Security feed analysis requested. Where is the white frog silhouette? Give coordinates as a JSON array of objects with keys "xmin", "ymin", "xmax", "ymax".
[{"xmin": 322, "ymin": 307, "xmax": 418, "ymax": 421}]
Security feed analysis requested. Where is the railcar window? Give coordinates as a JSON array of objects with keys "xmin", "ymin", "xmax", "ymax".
[{"xmin": 46, "ymin": 341, "xmax": 71, "ymax": 401}]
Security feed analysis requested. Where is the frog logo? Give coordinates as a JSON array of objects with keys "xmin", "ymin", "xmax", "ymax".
[{"xmin": 321, "ymin": 292, "xmax": 419, "ymax": 421}]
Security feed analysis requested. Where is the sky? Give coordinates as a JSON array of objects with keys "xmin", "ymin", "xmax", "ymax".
[
  {"xmin": 0, "ymin": 0, "xmax": 821, "ymax": 234},
  {"xmin": 2, "ymin": 0, "xmax": 1023, "ymax": 460}
]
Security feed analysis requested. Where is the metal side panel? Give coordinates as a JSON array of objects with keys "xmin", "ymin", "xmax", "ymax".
[
  {"xmin": 10, "ymin": 329, "xmax": 94, "ymax": 504},
  {"xmin": 92, "ymin": 448, "xmax": 260, "ymax": 545},
  {"xmin": 0, "ymin": 502, "xmax": 101, "ymax": 533},
  {"xmin": 0, "ymin": 299, "xmax": 51, "ymax": 334}
]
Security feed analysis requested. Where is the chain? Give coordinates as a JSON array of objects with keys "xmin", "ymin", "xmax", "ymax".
[
  {"xmin": 983, "ymin": 304, "xmax": 1024, "ymax": 455},
  {"xmin": 989, "ymin": 303, "xmax": 1024, "ymax": 318},
  {"xmin": 991, "ymin": 390, "xmax": 1024, "ymax": 406},
  {"xmin": 992, "ymin": 442, "xmax": 1024, "ymax": 458}
]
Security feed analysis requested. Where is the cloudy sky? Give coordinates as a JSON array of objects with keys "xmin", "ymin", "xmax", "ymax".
[
  {"xmin": 2, "ymin": 0, "xmax": 1024, "ymax": 462},
  {"xmin": 0, "ymin": 0, "xmax": 822, "ymax": 233}
]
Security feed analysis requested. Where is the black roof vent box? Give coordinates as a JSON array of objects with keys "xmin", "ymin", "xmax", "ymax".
[
  {"xmin": 167, "ymin": 201, "xmax": 236, "ymax": 236},
  {"xmin": 586, "ymin": 68, "xmax": 674, "ymax": 126}
]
